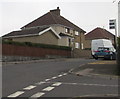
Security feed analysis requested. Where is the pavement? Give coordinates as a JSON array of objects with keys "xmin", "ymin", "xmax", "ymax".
[
  {"xmin": 70, "ymin": 60, "xmax": 119, "ymax": 79},
  {"xmin": 70, "ymin": 60, "xmax": 119, "ymax": 99}
]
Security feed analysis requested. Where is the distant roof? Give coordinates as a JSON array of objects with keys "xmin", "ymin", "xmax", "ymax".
[
  {"xmin": 85, "ymin": 27, "xmax": 115, "ymax": 40},
  {"xmin": 21, "ymin": 7, "xmax": 85, "ymax": 33},
  {"xmin": 3, "ymin": 27, "xmax": 61, "ymax": 39}
]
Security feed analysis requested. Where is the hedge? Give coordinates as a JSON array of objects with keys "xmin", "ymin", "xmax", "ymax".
[{"xmin": 2, "ymin": 40, "xmax": 71, "ymax": 51}]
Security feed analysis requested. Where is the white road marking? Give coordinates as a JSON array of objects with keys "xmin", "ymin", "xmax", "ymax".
[
  {"xmin": 58, "ymin": 75, "xmax": 63, "ymax": 77},
  {"xmin": 52, "ymin": 77, "xmax": 57, "ymax": 79},
  {"xmin": 44, "ymin": 81, "xmax": 118, "ymax": 87},
  {"xmin": 23, "ymin": 85, "xmax": 36, "ymax": 90},
  {"xmin": 52, "ymin": 82, "xmax": 62, "ymax": 86},
  {"xmin": 36, "ymin": 82, "xmax": 46, "ymax": 85},
  {"xmin": 7, "ymin": 91, "xmax": 24, "ymax": 97},
  {"xmin": 59, "ymin": 82, "xmax": 118, "ymax": 87},
  {"xmin": 31, "ymin": 92, "xmax": 45, "ymax": 98},
  {"xmin": 45, "ymin": 79, "xmax": 50, "ymax": 81},
  {"xmin": 42, "ymin": 86, "xmax": 55, "ymax": 91},
  {"xmin": 63, "ymin": 73, "xmax": 67, "ymax": 76},
  {"xmin": 79, "ymin": 94, "xmax": 118, "ymax": 97}
]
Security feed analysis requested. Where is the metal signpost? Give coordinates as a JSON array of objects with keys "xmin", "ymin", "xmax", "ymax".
[
  {"xmin": 118, "ymin": 1, "xmax": 120, "ymax": 37},
  {"xmin": 118, "ymin": 1, "xmax": 120, "ymax": 75},
  {"xmin": 109, "ymin": 19, "xmax": 117, "ymax": 47}
]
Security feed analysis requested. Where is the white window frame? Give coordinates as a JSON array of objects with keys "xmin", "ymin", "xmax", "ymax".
[
  {"xmin": 65, "ymin": 28, "xmax": 70, "ymax": 33},
  {"xmin": 75, "ymin": 31, "xmax": 79, "ymax": 36},
  {"xmin": 75, "ymin": 42, "xmax": 80, "ymax": 49},
  {"xmin": 81, "ymin": 43, "xmax": 84, "ymax": 49}
]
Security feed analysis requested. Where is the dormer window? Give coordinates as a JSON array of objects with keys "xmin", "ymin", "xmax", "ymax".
[{"xmin": 65, "ymin": 28, "xmax": 70, "ymax": 33}]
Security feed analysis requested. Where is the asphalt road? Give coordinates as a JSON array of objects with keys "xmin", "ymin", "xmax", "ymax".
[{"xmin": 2, "ymin": 58, "xmax": 118, "ymax": 98}]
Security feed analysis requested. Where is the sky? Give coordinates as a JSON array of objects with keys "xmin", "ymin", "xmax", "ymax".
[{"xmin": 0, "ymin": 0, "xmax": 119, "ymax": 37}]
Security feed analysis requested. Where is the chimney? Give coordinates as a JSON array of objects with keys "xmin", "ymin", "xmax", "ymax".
[{"xmin": 50, "ymin": 7, "xmax": 60, "ymax": 16}]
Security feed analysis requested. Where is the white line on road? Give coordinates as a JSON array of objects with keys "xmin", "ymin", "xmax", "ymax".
[
  {"xmin": 43, "ymin": 81, "xmax": 118, "ymax": 87},
  {"xmin": 23, "ymin": 85, "xmax": 36, "ymax": 90},
  {"xmin": 52, "ymin": 82, "xmax": 62, "ymax": 86},
  {"xmin": 36, "ymin": 81, "xmax": 46, "ymax": 85},
  {"xmin": 63, "ymin": 73, "xmax": 67, "ymax": 76},
  {"xmin": 51, "ymin": 77, "xmax": 57, "ymax": 79},
  {"xmin": 45, "ymin": 79, "xmax": 51, "ymax": 81},
  {"xmin": 31, "ymin": 92, "xmax": 45, "ymax": 98},
  {"xmin": 7, "ymin": 91, "xmax": 24, "ymax": 97},
  {"xmin": 42, "ymin": 86, "xmax": 55, "ymax": 91},
  {"xmin": 58, "ymin": 75, "xmax": 63, "ymax": 77}
]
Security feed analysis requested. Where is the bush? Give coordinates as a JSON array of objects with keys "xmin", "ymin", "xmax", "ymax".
[{"xmin": 2, "ymin": 39, "xmax": 71, "ymax": 51}]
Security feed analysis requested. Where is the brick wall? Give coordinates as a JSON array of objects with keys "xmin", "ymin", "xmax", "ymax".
[
  {"xmin": 73, "ymin": 49, "xmax": 92, "ymax": 58},
  {"xmin": 2, "ymin": 44, "xmax": 71, "ymax": 61}
]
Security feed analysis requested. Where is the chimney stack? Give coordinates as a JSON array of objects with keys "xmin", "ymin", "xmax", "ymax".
[{"xmin": 50, "ymin": 7, "xmax": 60, "ymax": 16}]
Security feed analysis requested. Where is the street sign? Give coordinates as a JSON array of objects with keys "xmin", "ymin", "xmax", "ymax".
[{"xmin": 109, "ymin": 19, "xmax": 116, "ymax": 29}]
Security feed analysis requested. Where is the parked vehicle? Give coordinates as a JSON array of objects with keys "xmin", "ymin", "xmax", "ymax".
[
  {"xmin": 94, "ymin": 47, "xmax": 116, "ymax": 60},
  {"xmin": 91, "ymin": 39, "xmax": 116, "ymax": 60}
]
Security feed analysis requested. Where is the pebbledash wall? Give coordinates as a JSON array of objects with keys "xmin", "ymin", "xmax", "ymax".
[{"xmin": 2, "ymin": 44, "xmax": 71, "ymax": 62}]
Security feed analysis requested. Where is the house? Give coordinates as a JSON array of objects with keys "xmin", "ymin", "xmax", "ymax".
[
  {"xmin": 3, "ymin": 7, "xmax": 86, "ymax": 50},
  {"xmin": 84, "ymin": 27, "xmax": 115, "ymax": 49},
  {"xmin": 3, "ymin": 27, "xmax": 61, "ymax": 45}
]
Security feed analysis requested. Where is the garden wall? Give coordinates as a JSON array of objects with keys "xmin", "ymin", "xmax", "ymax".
[{"xmin": 2, "ymin": 44, "xmax": 71, "ymax": 61}]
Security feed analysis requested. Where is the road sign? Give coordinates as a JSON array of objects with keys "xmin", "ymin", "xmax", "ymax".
[{"xmin": 109, "ymin": 19, "xmax": 116, "ymax": 29}]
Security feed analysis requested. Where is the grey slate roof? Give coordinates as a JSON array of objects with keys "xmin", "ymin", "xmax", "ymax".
[{"xmin": 3, "ymin": 27, "xmax": 48, "ymax": 38}]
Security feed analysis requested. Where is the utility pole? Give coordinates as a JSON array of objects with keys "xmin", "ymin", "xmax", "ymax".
[
  {"xmin": 117, "ymin": 1, "xmax": 120, "ymax": 75},
  {"xmin": 118, "ymin": 1, "xmax": 120, "ymax": 37}
]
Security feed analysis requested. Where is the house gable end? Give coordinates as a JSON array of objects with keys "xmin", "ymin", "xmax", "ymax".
[{"xmin": 39, "ymin": 27, "xmax": 61, "ymax": 39}]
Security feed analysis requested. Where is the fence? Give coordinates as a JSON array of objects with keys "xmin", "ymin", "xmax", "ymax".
[{"xmin": 2, "ymin": 44, "xmax": 71, "ymax": 61}]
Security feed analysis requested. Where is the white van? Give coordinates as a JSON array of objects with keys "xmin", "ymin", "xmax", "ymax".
[{"xmin": 91, "ymin": 39, "xmax": 116, "ymax": 59}]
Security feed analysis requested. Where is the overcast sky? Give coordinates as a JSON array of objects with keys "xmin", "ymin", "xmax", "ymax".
[{"xmin": 0, "ymin": 0, "xmax": 119, "ymax": 36}]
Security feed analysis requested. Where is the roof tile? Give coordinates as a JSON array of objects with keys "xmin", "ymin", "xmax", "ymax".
[
  {"xmin": 85, "ymin": 27, "xmax": 115, "ymax": 39},
  {"xmin": 21, "ymin": 8, "xmax": 85, "ymax": 33}
]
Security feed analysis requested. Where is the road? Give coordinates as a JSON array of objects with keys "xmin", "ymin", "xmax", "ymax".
[{"xmin": 2, "ymin": 59, "xmax": 118, "ymax": 98}]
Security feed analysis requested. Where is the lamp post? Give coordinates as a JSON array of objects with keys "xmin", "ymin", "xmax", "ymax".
[
  {"xmin": 117, "ymin": 1, "xmax": 120, "ymax": 75},
  {"xmin": 118, "ymin": 1, "xmax": 120, "ymax": 37}
]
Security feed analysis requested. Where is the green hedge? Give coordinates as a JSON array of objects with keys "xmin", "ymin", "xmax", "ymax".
[{"xmin": 2, "ymin": 40, "xmax": 71, "ymax": 51}]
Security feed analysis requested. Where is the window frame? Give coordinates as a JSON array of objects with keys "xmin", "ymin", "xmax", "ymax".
[{"xmin": 75, "ymin": 31, "xmax": 79, "ymax": 36}]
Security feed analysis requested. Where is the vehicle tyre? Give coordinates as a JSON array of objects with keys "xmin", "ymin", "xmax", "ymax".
[
  {"xmin": 110, "ymin": 55, "xmax": 113, "ymax": 60},
  {"xmin": 94, "ymin": 56, "xmax": 98, "ymax": 60}
]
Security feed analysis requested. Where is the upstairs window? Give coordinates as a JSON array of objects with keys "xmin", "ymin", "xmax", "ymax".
[
  {"xmin": 65, "ymin": 28, "xmax": 70, "ymax": 33},
  {"xmin": 75, "ymin": 31, "xmax": 79, "ymax": 36}
]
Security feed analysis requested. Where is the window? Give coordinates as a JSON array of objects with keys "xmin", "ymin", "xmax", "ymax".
[
  {"xmin": 65, "ymin": 28, "xmax": 70, "ymax": 33},
  {"xmin": 81, "ymin": 43, "xmax": 84, "ymax": 49},
  {"xmin": 75, "ymin": 31, "xmax": 79, "ymax": 36},
  {"xmin": 75, "ymin": 42, "xmax": 80, "ymax": 49}
]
